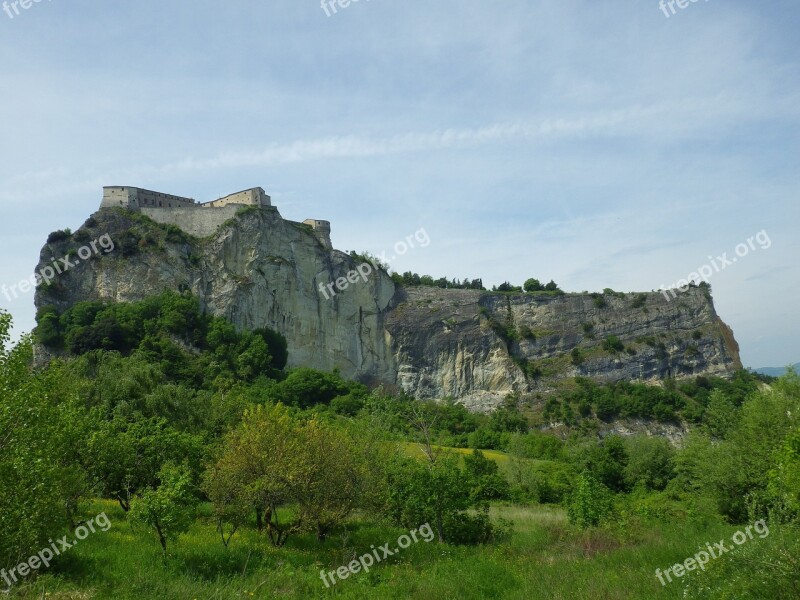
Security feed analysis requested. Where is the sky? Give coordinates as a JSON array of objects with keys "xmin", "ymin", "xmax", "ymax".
[{"xmin": 0, "ymin": 0, "xmax": 797, "ymax": 368}]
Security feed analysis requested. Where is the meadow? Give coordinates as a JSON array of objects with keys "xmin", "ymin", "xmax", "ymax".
[{"xmin": 4, "ymin": 500, "xmax": 756, "ymax": 600}]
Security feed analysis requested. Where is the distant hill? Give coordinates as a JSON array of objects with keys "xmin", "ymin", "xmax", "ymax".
[{"xmin": 751, "ymin": 363, "xmax": 800, "ymax": 377}]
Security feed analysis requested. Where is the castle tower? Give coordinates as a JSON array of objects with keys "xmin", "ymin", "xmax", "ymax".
[{"xmin": 303, "ymin": 219, "xmax": 332, "ymax": 250}]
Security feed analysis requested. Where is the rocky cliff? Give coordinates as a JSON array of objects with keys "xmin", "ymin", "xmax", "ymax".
[{"xmin": 34, "ymin": 206, "xmax": 741, "ymax": 410}]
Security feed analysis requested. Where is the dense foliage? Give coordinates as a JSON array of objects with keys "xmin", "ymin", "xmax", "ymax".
[
  {"xmin": 36, "ymin": 291, "xmax": 287, "ymax": 387},
  {"xmin": 389, "ymin": 271, "xmax": 486, "ymax": 290},
  {"xmin": 0, "ymin": 296, "xmax": 797, "ymax": 598}
]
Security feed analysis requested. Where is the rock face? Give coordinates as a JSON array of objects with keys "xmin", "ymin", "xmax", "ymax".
[
  {"xmin": 34, "ymin": 206, "xmax": 742, "ymax": 411},
  {"xmin": 385, "ymin": 287, "xmax": 741, "ymax": 410}
]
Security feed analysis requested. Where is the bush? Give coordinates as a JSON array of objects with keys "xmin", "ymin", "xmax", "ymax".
[
  {"xmin": 386, "ymin": 454, "xmax": 496, "ymax": 545},
  {"xmin": 442, "ymin": 508, "xmax": 494, "ymax": 544},
  {"xmin": 468, "ymin": 428, "xmax": 507, "ymax": 450},
  {"xmin": 683, "ymin": 523, "xmax": 800, "ymax": 599},
  {"xmin": 591, "ymin": 293, "xmax": 607, "ymax": 309},
  {"xmin": 508, "ymin": 459, "xmax": 576, "ymax": 504},
  {"xmin": 507, "ymin": 432, "xmax": 565, "ymax": 461},
  {"xmin": 463, "ymin": 450, "xmax": 510, "ymax": 501},
  {"xmin": 523, "ymin": 278, "xmax": 542, "ymax": 292},
  {"xmin": 602, "ymin": 335, "xmax": 624, "ymax": 353},
  {"xmin": 47, "ymin": 229, "xmax": 71, "ymax": 244},
  {"xmin": 571, "ymin": 347, "xmax": 584, "ymax": 366},
  {"xmin": 567, "ymin": 471, "xmax": 614, "ymax": 528},
  {"xmin": 623, "ymin": 436, "xmax": 675, "ymax": 491}
]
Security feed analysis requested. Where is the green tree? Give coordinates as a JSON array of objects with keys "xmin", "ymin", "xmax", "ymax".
[
  {"xmin": 768, "ymin": 428, "xmax": 800, "ymax": 520},
  {"xmin": 463, "ymin": 450, "xmax": 510, "ymax": 501},
  {"xmin": 574, "ymin": 435, "xmax": 629, "ymax": 492},
  {"xmin": 523, "ymin": 278, "xmax": 542, "ymax": 292},
  {"xmin": 567, "ymin": 471, "xmax": 614, "ymax": 528},
  {"xmin": 86, "ymin": 415, "xmax": 204, "ymax": 511},
  {"xmin": 623, "ymin": 435, "xmax": 675, "ymax": 491},
  {"xmin": 294, "ymin": 420, "xmax": 366, "ymax": 542},
  {"xmin": 131, "ymin": 462, "xmax": 198, "ymax": 556},
  {"xmin": 702, "ymin": 389, "xmax": 740, "ymax": 439},
  {"xmin": 206, "ymin": 403, "xmax": 304, "ymax": 546},
  {"xmin": 0, "ymin": 312, "xmax": 76, "ymax": 567}
]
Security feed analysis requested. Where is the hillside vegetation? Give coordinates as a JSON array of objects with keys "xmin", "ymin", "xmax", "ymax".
[{"xmin": 0, "ymin": 294, "xmax": 796, "ymax": 598}]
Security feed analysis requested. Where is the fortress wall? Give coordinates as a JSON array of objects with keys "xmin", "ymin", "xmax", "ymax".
[
  {"xmin": 101, "ymin": 187, "xmax": 133, "ymax": 208},
  {"xmin": 136, "ymin": 189, "xmax": 196, "ymax": 208},
  {"xmin": 204, "ymin": 188, "xmax": 271, "ymax": 208},
  {"xmin": 102, "ymin": 186, "xmax": 195, "ymax": 209},
  {"xmin": 140, "ymin": 206, "xmax": 241, "ymax": 237}
]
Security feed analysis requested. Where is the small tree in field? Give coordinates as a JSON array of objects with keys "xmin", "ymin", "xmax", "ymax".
[
  {"xmin": 131, "ymin": 462, "xmax": 198, "ymax": 556},
  {"xmin": 567, "ymin": 471, "xmax": 614, "ymax": 528}
]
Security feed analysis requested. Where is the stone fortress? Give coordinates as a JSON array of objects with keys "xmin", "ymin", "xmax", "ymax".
[{"xmin": 100, "ymin": 185, "xmax": 332, "ymax": 248}]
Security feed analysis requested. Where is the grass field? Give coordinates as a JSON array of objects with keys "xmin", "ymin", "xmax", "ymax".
[
  {"xmin": 3, "ymin": 500, "xmax": 745, "ymax": 599},
  {"xmin": 399, "ymin": 442, "xmax": 512, "ymax": 464}
]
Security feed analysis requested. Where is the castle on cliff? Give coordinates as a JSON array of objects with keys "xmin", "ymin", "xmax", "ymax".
[{"xmin": 100, "ymin": 185, "xmax": 332, "ymax": 248}]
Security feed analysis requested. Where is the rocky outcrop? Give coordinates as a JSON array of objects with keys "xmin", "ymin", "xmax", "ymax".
[
  {"xmin": 34, "ymin": 206, "xmax": 742, "ymax": 411},
  {"xmin": 385, "ymin": 287, "xmax": 741, "ymax": 410}
]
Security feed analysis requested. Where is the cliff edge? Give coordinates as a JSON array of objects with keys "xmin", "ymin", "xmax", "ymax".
[{"xmin": 33, "ymin": 203, "xmax": 742, "ymax": 410}]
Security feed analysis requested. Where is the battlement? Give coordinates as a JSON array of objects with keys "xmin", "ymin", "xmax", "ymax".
[
  {"xmin": 99, "ymin": 186, "xmax": 331, "ymax": 242},
  {"xmin": 101, "ymin": 186, "xmax": 270, "ymax": 210},
  {"xmin": 204, "ymin": 188, "xmax": 271, "ymax": 208},
  {"xmin": 101, "ymin": 186, "xmax": 197, "ymax": 209}
]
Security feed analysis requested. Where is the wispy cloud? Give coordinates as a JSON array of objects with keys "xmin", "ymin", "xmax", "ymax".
[{"xmin": 0, "ymin": 98, "xmax": 760, "ymax": 202}]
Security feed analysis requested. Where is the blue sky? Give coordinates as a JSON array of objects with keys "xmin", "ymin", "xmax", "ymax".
[{"xmin": 0, "ymin": 0, "xmax": 797, "ymax": 367}]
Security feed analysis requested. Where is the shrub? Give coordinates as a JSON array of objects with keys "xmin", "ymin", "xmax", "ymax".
[
  {"xmin": 571, "ymin": 348, "xmax": 584, "ymax": 366},
  {"xmin": 523, "ymin": 278, "xmax": 542, "ymax": 292},
  {"xmin": 603, "ymin": 335, "xmax": 624, "ymax": 353},
  {"xmin": 591, "ymin": 293, "xmax": 607, "ymax": 309},
  {"xmin": 130, "ymin": 462, "xmax": 199, "ymax": 556},
  {"xmin": 567, "ymin": 471, "xmax": 614, "ymax": 528},
  {"xmin": 468, "ymin": 428, "xmax": 507, "ymax": 450},
  {"xmin": 46, "ymin": 229, "xmax": 71, "ymax": 244},
  {"xmin": 463, "ymin": 450, "xmax": 510, "ymax": 501},
  {"xmin": 507, "ymin": 432, "xmax": 565, "ymax": 461},
  {"xmin": 508, "ymin": 458, "xmax": 576, "ymax": 504},
  {"xmin": 623, "ymin": 436, "xmax": 675, "ymax": 491}
]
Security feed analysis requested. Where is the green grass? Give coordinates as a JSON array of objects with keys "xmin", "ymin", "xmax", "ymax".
[
  {"xmin": 2, "ymin": 499, "xmax": 758, "ymax": 600},
  {"xmin": 400, "ymin": 441, "xmax": 512, "ymax": 464}
]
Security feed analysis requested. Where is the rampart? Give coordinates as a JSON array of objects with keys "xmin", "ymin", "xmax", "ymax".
[
  {"xmin": 100, "ymin": 185, "xmax": 329, "ymax": 242},
  {"xmin": 139, "ymin": 206, "xmax": 243, "ymax": 237},
  {"xmin": 101, "ymin": 186, "xmax": 197, "ymax": 209}
]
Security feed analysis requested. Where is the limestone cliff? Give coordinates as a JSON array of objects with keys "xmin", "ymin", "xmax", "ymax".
[{"xmin": 34, "ymin": 206, "xmax": 742, "ymax": 410}]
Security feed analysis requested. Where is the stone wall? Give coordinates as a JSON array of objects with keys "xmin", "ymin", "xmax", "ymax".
[
  {"xmin": 203, "ymin": 188, "xmax": 271, "ymax": 208},
  {"xmin": 302, "ymin": 219, "xmax": 333, "ymax": 249},
  {"xmin": 101, "ymin": 186, "xmax": 196, "ymax": 209},
  {"xmin": 140, "ymin": 206, "xmax": 242, "ymax": 237}
]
